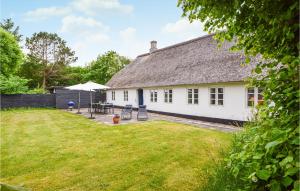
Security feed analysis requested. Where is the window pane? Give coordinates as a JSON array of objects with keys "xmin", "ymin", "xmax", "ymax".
[
  {"xmin": 210, "ymin": 88, "xmax": 215, "ymax": 93},
  {"xmin": 194, "ymin": 99, "xmax": 198, "ymax": 104},
  {"xmin": 248, "ymin": 88, "xmax": 254, "ymax": 93},
  {"xmin": 194, "ymin": 91, "xmax": 198, "ymax": 104},
  {"xmin": 247, "ymin": 94, "xmax": 255, "ymax": 106},
  {"xmin": 169, "ymin": 92, "xmax": 172, "ymax": 103},
  {"xmin": 248, "ymin": 101, "xmax": 254, "ymax": 106},
  {"xmin": 188, "ymin": 99, "xmax": 192, "ymax": 104},
  {"xmin": 218, "ymin": 100, "xmax": 223, "ymax": 105},
  {"xmin": 210, "ymin": 94, "xmax": 215, "ymax": 99},
  {"xmin": 164, "ymin": 91, "xmax": 168, "ymax": 102},
  {"xmin": 218, "ymin": 88, "xmax": 223, "ymax": 93},
  {"xmin": 258, "ymin": 95, "xmax": 264, "ymax": 105},
  {"xmin": 169, "ymin": 89, "xmax": 172, "ymax": 94},
  {"xmin": 218, "ymin": 93, "xmax": 223, "ymax": 99},
  {"xmin": 210, "ymin": 99, "xmax": 216, "ymax": 105}
]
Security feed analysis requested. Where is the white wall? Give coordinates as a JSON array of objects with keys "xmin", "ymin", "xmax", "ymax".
[
  {"xmin": 107, "ymin": 83, "xmax": 255, "ymax": 121},
  {"xmin": 107, "ymin": 89, "xmax": 139, "ymax": 108}
]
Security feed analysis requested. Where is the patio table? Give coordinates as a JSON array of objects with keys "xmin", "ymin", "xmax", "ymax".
[{"xmin": 92, "ymin": 103, "xmax": 114, "ymax": 114}]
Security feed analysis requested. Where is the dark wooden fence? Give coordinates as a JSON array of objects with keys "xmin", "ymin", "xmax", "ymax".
[
  {"xmin": 1, "ymin": 90, "xmax": 106, "ymax": 109},
  {"xmin": 1, "ymin": 94, "xmax": 56, "ymax": 109}
]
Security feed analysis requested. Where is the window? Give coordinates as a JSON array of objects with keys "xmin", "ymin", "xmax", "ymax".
[
  {"xmin": 218, "ymin": 88, "xmax": 223, "ymax": 105},
  {"xmin": 112, "ymin": 91, "xmax": 115, "ymax": 101},
  {"xmin": 150, "ymin": 90, "xmax": 157, "ymax": 102},
  {"xmin": 210, "ymin": 88, "xmax": 224, "ymax": 105},
  {"xmin": 257, "ymin": 88, "xmax": 264, "ymax": 105},
  {"xmin": 247, "ymin": 87, "xmax": 264, "ymax": 107},
  {"xmin": 210, "ymin": 88, "xmax": 216, "ymax": 105},
  {"xmin": 247, "ymin": 88, "xmax": 255, "ymax": 107},
  {"xmin": 123, "ymin": 90, "xmax": 128, "ymax": 101},
  {"xmin": 187, "ymin": 88, "xmax": 199, "ymax": 104},
  {"xmin": 164, "ymin": 89, "xmax": 173, "ymax": 103}
]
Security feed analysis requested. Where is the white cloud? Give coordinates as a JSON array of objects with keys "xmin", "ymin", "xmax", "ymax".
[
  {"xmin": 119, "ymin": 27, "xmax": 136, "ymax": 41},
  {"xmin": 24, "ymin": 7, "xmax": 71, "ymax": 21},
  {"xmin": 59, "ymin": 15, "xmax": 111, "ymax": 66},
  {"xmin": 60, "ymin": 15, "xmax": 109, "ymax": 34},
  {"xmin": 117, "ymin": 27, "xmax": 148, "ymax": 58},
  {"xmin": 24, "ymin": 0, "xmax": 133, "ymax": 22},
  {"xmin": 162, "ymin": 18, "xmax": 207, "ymax": 40},
  {"xmin": 71, "ymin": 0, "xmax": 134, "ymax": 15}
]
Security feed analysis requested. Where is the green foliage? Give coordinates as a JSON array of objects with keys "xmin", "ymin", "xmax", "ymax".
[
  {"xmin": 0, "ymin": 18, "xmax": 22, "ymax": 42},
  {"xmin": 201, "ymin": 157, "xmax": 243, "ymax": 191},
  {"xmin": 18, "ymin": 55, "xmax": 43, "ymax": 88},
  {"xmin": 178, "ymin": 0, "xmax": 299, "ymax": 190},
  {"xmin": 0, "ymin": 27, "xmax": 23, "ymax": 77},
  {"xmin": 228, "ymin": 120, "xmax": 299, "ymax": 191},
  {"xmin": 0, "ymin": 75, "xmax": 28, "ymax": 94},
  {"xmin": 86, "ymin": 51, "xmax": 130, "ymax": 84},
  {"xmin": 26, "ymin": 88, "xmax": 46, "ymax": 94},
  {"xmin": 25, "ymin": 32, "xmax": 77, "ymax": 89},
  {"xmin": 47, "ymin": 66, "xmax": 89, "ymax": 87}
]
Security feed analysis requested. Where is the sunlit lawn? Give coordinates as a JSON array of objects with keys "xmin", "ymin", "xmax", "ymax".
[{"xmin": 1, "ymin": 109, "xmax": 232, "ymax": 191}]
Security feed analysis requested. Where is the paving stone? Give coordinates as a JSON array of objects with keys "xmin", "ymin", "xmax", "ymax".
[{"xmin": 66, "ymin": 108, "xmax": 241, "ymax": 132}]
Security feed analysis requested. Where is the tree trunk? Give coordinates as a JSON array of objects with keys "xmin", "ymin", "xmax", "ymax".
[{"xmin": 42, "ymin": 71, "xmax": 46, "ymax": 91}]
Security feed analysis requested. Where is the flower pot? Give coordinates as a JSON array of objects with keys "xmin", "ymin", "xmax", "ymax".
[{"xmin": 113, "ymin": 114, "xmax": 120, "ymax": 124}]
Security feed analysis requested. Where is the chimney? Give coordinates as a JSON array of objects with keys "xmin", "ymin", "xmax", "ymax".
[{"xmin": 149, "ymin": 40, "xmax": 157, "ymax": 53}]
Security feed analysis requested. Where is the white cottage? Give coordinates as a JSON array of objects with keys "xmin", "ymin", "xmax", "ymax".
[{"xmin": 106, "ymin": 34, "xmax": 262, "ymax": 124}]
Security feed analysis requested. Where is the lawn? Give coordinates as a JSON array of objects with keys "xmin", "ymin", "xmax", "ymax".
[{"xmin": 1, "ymin": 109, "xmax": 232, "ymax": 191}]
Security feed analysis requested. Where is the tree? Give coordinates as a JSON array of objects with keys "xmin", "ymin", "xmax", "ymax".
[
  {"xmin": 178, "ymin": 0, "xmax": 299, "ymax": 190},
  {"xmin": 18, "ymin": 55, "xmax": 43, "ymax": 89},
  {"xmin": 0, "ymin": 27, "xmax": 23, "ymax": 77},
  {"xmin": 47, "ymin": 66, "xmax": 89, "ymax": 87},
  {"xmin": 0, "ymin": 75, "xmax": 28, "ymax": 94},
  {"xmin": 0, "ymin": 18, "xmax": 22, "ymax": 42},
  {"xmin": 25, "ymin": 32, "xmax": 77, "ymax": 90},
  {"xmin": 86, "ymin": 51, "xmax": 130, "ymax": 84}
]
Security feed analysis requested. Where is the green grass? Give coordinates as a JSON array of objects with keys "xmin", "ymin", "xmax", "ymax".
[{"xmin": 1, "ymin": 109, "xmax": 232, "ymax": 191}]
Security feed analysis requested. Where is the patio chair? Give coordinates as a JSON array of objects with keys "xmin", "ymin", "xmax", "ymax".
[
  {"xmin": 137, "ymin": 105, "xmax": 148, "ymax": 121},
  {"xmin": 121, "ymin": 105, "xmax": 133, "ymax": 120}
]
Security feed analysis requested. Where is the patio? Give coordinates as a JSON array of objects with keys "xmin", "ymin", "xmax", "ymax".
[{"xmin": 67, "ymin": 108, "xmax": 240, "ymax": 132}]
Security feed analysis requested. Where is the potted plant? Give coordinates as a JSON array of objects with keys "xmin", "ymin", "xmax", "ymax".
[{"xmin": 113, "ymin": 114, "xmax": 120, "ymax": 124}]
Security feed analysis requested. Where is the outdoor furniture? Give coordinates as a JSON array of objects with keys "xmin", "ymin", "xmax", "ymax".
[
  {"xmin": 65, "ymin": 81, "xmax": 110, "ymax": 119},
  {"xmin": 103, "ymin": 103, "xmax": 114, "ymax": 114},
  {"xmin": 88, "ymin": 103, "xmax": 98, "ymax": 112},
  {"xmin": 121, "ymin": 105, "xmax": 133, "ymax": 120},
  {"xmin": 91, "ymin": 102, "xmax": 102, "ymax": 113},
  {"xmin": 137, "ymin": 105, "xmax": 148, "ymax": 121}
]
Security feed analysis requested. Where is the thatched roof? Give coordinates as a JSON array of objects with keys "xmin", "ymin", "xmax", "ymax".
[{"xmin": 106, "ymin": 34, "xmax": 258, "ymax": 89}]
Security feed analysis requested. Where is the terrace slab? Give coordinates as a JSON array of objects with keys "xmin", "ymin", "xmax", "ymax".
[{"xmin": 67, "ymin": 108, "xmax": 241, "ymax": 132}]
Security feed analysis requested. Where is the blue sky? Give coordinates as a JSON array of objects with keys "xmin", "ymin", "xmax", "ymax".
[{"xmin": 2, "ymin": 0, "xmax": 207, "ymax": 66}]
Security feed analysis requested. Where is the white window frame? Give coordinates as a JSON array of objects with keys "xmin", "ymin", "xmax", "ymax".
[
  {"xmin": 112, "ymin": 91, "xmax": 115, "ymax": 101},
  {"xmin": 209, "ymin": 87, "xmax": 224, "ymax": 106},
  {"xmin": 150, "ymin": 90, "xmax": 158, "ymax": 103},
  {"xmin": 247, "ymin": 87, "xmax": 255, "ymax": 107},
  {"xmin": 123, "ymin": 90, "xmax": 128, "ymax": 101},
  {"xmin": 164, "ymin": 89, "xmax": 173, "ymax": 103},
  {"xmin": 187, "ymin": 88, "xmax": 199, "ymax": 104},
  {"xmin": 247, "ymin": 87, "xmax": 264, "ymax": 107}
]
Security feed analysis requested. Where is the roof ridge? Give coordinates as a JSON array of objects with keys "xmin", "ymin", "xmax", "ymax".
[{"xmin": 137, "ymin": 33, "xmax": 214, "ymax": 58}]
